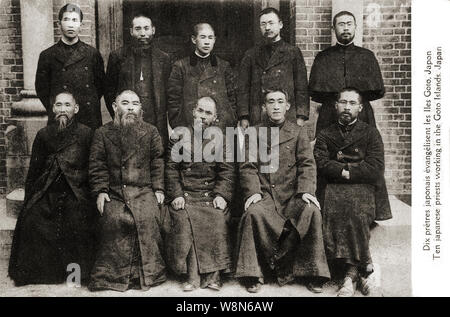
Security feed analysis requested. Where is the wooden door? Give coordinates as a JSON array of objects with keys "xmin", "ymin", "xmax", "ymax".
[{"xmin": 122, "ymin": 0, "xmax": 256, "ymax": 67}]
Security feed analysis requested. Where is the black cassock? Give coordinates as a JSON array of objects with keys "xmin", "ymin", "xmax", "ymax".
[
  {"xmin": 8, "ymin": 122, "xmax": 96, "ymax": 285},
  {"xmin": 309, "ymin": 42, "xmax": 391, "ymax": 221},
  {"xmin": 309, "ymin": 42, "xmax": 385, "ymax": 134}
]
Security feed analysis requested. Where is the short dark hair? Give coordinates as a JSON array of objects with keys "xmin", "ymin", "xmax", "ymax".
[
  {"xmin": 262, "ymin": 88, "xmax": 289, "ymax": 102},
  {"xmin": 259, "ymin": 7, "xmax": 281, "ymax": 21},
  {"xmin": 130, "ymin": 14, "xmax": 153, "ymax": 28},
  {"xmin": 51, "ymin": 91, "xmax": 76, "ymax": 105},
  {"xmin": 192, "ymin": 23, "xmax": 215, "ymax": 37},
  {"xmin": 336, "ymin": 87, "xmax": 363, "ymax": 104},
  {"xmin": 332, "ymin": 10, "xmax": 356, "ymax": 27},
  {"xmin": 58, "ymin": 3, "xmax": 83, "ymax": 22}
]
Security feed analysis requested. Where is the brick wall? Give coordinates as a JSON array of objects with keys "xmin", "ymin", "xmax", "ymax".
[
  {"xmin": 0, "ymin": 0, "xmax": 412, "ymax": 199},
  {"xmin": 0, "ymin": 0, "xmax": 96, "ymax": 197},
  {"xmin": 363, "ymin": 0, "xmax": 411, "ymax": 200},
  {"xmin": 292, "ymin": 0, "xmax": 411, "ymax": 199},
  {"xmin": 53, "ymin": 0, "xmax": 96, "ymax": 45},
  {"xmin": 0, "ymin": 0, "xmax": 22, "ymax": 195}
]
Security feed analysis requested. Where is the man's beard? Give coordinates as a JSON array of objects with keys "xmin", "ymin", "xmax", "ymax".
[
  {"xmin": 337, "ymin": 32, "xmax": 354, "ymax": 45},
  {"xmin": 114, "ymin": 109, "xmax": 144, "ymax": 130},
  {"xmin": 132, "ymin": 36, "xmax": 152, "ymax": 47},
  {"xmin": 56, "ymin": 114, "xmax": 70, "ymax": 132},
  {"xmin": 338, "ymin": 112, "xmax": 355, "ymax": 125}
]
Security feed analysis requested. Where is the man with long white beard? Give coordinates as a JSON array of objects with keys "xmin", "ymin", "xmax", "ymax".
[
  {"xmin": 89, "ymin": 90, "xmax": 167, "ymax": 291},
  {"xmin": 9, "ymin": 91, "xmax": 96, "ymax": 286}
]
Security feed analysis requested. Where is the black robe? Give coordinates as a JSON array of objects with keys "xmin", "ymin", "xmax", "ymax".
[
  {"xmin": 314, "ymin": 121, "xmax": 389, "ymax": 266},
  {"xmin": 309, "ymin": 43, "xmax": 391, "ymax": 219},
  {"xmin": 8, "ymin": 122, "xmax": 96, "ymax": 285},
  {"xmin": 309, "ymin": 43, "xmax": 385, "ymax": 134}
]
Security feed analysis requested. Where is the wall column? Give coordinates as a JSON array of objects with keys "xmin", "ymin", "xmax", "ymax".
[{"xmin": 6, "ymin": 0, "xmax": 54, "ymax": 217}]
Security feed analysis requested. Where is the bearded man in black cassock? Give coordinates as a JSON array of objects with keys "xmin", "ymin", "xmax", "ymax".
[
  {"xmin": 309, "ymin": 11, "xmax": 391, "ymax": 221},
  {"xmin": 9, "ymin": 92, "xmax": 96, "ymax": 286}
]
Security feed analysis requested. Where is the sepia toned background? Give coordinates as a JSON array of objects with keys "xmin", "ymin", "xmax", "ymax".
[{"xmin": 0, "ymin": 0, "xmax": 411, "ymax": 296}]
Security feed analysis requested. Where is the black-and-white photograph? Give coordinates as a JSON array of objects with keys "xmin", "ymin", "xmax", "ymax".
[{"xmin": 0, "ymin": 0, "xmax": 412, "ymax": 298}]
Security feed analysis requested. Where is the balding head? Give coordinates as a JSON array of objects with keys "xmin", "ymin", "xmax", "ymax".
[{"xmin": 193, "ymin": 96, "xmax": 218, "ymax": 128}]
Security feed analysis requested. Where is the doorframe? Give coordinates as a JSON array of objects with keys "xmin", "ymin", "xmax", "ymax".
[{"xmin": 96, "ymin": 0, "xmax": 284, "ymax": 61}]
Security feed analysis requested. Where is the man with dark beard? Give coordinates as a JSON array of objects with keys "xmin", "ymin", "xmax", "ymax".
[
  {"xmin": 89, "ymin": 90, "xmax": 167, "ymax": 291},
  {"xmin": 104, "ymin": 14, "xmax": 171, "ymax": 148},
  {"xmin": 9, "ymin": 92, "xmax": 96, "ymax": 286},
  {"xmin": 314, "ymin": 88, "xmax": 386, "ymax": 297},
  {"xmin": 165, "ymin": 97, "xmax": 235, "ymax": 292},
  {"xmin": 309, "ymin": 10, "xmax": 391, "ymax": 222}
]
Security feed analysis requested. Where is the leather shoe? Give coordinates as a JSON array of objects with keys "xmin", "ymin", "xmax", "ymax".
[
  {"xmin": 306, "ymin": 281, "xmax": 323, "ymax": 294},
  {"xmin": 246, "ymin": 282, "xmax": 263, "ymax": 293}
]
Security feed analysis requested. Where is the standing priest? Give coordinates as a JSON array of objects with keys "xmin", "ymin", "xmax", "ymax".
[{"xmin": 309, "ymin": 11, "xmax": 391, "ymax": 220}]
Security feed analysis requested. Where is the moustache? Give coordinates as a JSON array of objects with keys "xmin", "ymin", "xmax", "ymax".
[{"xmin": 56, "ymin": 113, "xmax": 69, "ymax": 119}]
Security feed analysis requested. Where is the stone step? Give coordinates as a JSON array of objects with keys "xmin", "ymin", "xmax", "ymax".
[
  {"xmin": 6, "ymin": 188, "xmax": 24, "ymax": 218},
  {"xmin": 0, "ymin": 199, "xmax": 17, "ymax": 261}
]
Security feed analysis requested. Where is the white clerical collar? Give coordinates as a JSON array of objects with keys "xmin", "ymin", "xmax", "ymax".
[
  {"xmin": 61, "ymin": 37, "xmax": 79, "ymax": 46},
  {"xmin": 338, "ymin": 118, "xmax": 358, "ymax": 126},
  {"xmin": 336, "ymin": 40, "xmax": 354, "ymax": 47},
  {"xmin": 195, "ymin": 51, "xmax": 210, "ymax": 59}
]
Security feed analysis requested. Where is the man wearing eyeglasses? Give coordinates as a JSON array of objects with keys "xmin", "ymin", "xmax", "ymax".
[
  {"xmin": 309, "ymin": 10, "xmax": 391, "ymax": 222},
  {"xmin": 314, "ymin": 87, "xmax": 385, "ymax": 297},
  {"xmin": 309, "ymin": 11, "xmax": 385, "ymax": 135},
  {"xmin": 237, "ymin": 7, "xmax": 309, "ymax": 129}
]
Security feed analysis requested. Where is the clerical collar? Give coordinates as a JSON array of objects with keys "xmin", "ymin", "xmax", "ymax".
[
  {"xmin": 336, "ymin": 40, "xmax": 354, "ymax": 48},
  {"xmin": 60, "ymin": 37, "xmax": 80, "ymax": 47},
  {"xmin": 268, "ymin": 118, "xmax": 285, "ymax": 128},
  {"xmin": 338, "ymin": 118, "xmax": 357, "ymax": 132},
  {"xmin": 264, "ymin": 38, "xmax": 283, "ymax": 48},
  {"xmin": 195, "ymin": 51, "xmax": 210, "ymax": 59}
]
